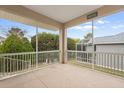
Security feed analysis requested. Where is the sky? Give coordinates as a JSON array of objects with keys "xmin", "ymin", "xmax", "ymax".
[
  {"xmin": 67, "ymin": 11, "xmax": 124, "ymax": 39},
  {"xmin": 0, "ymin": 18, "xmax": 59, "ymax": 41},
  {"xmin": 0, "ymin": 11, "xmax": 124, "ymax": 41}
]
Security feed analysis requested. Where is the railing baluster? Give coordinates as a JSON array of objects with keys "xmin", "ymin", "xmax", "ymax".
[
  {"xmin": 105, "ymin": 53, "xmax": 107, "ymax": 68},
  {"xmin": 101, "ymin": 53, "xmax": 103, "ymax": 70},
  {"xmin": 17, "ymin": 54, "xmax": 18, "ymax": 72},
  {"xmin": 33, "ymin": 53, "xmax": 34, "ymax": 68},
  {"xmin": 3, "ymin": 57, "xmax": 5, "ymax": 76},
  {"xmin": 113, "ymin": 54, "xmax": 115, "ymax": 74},
  {"xmin": 6, "ymin": 56, "xmax": 8, "ymax": 74},
  {"xmin": 109, "ymin": 54, "xmax": 110, "ymax": 70},
  {"xmin": 122, "ymin": 55, "xmax": 124, "ymax": 76},
  {"xmin": 118, "ymin": 55, "xmax": 120, "ymax": 71},
  {"xmin": 22, "ymin": 54, "xmax": 23, "ymax": 71},
  {"xmin": 28, "ymin": 53, "xmax": 30, "ymax": 69},
  {"xmin": 14, "ymin": 55, "xmax": 15, "ymax": 74},
  {"xmin": 0, "ymin": 57, "xmax": 1, "ymax": 77}
]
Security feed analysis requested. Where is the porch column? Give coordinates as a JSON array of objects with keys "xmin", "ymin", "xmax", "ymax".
[{"xmin": 59, "ymin": 27, "xmax": 67, "ymax": 64}]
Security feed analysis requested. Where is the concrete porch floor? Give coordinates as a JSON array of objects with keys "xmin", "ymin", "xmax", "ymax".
[{"xmin": 0, "ymin": 63, "xmax": 124, "ymax": 88}]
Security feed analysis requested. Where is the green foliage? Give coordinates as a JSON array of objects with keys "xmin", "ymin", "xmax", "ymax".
[
  {"xmin": 22, "ymin": 37, "xmax": 34, "ymax": 52},
  {"xmin": 73, "ymin": 38, "xmax": 80, "ymax": 43},
  {"xmin": 31, "ymin": 32, "xmax": 77, "ymax": 51},
  {"xmin": 0, "ymin": 35, "xmax": 34, "ymax": 53},
  {"xmin": 67, "ymin": 38, "xmax": 76, "ymax": 50},
  {"xmin": 31, "ymin": 32, "xmax": 59, "ymax": 51},
  {"xmin": 0, "ymin": 30, "xmax": 78, "ymax": 53}
]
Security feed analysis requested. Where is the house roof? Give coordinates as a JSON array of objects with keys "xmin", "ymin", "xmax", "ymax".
[{"xmin": 88, "ymin": 32, "xmax": 124, "ymax": 45}]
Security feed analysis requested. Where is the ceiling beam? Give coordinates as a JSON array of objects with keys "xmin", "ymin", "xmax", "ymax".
[
  {"xmin": 0, "ymin": 5, "xmax": 63, "ymax": 30},
  {"xmin": 65, "ymin": 5, "xmax": 124, "ymax": 28}
]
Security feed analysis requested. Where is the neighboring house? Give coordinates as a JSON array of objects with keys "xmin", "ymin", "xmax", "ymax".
[
  {"xmin": 0, "ymin": 36, "xmax": 5, "ymax": 45},
  {"xmin": 76, "ymin": 32, "xmax": 124, "ymax": 70},
  {"xmin": 77, "ymin": 32, "xmax": 124, "ymax": 53}
]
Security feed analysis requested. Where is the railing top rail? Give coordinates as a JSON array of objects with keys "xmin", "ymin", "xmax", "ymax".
[
  {"xmin": 95, "ymin": 51, "xmax": 124, "ymax": 55},
  {"xmin": 67, "ymin": 50, "xmax": 124, "ymax": 55},
  {"xmin": 0, "ymin": 50, "xmax": 60, "ymax": 56},
  {"xmin": 38, "ymin": 50, "xmax": 60, "ymax": 53},
  {"xmin": 2, "ymin": 56, "xmax": 30, "ymax": 63},
  {"xmin": 67, "ymin": 50, "xmax": 93, "ymax": 53}
]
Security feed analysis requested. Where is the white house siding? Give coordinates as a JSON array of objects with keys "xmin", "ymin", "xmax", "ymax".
[
  {"xmin": 86, "ymin": 46, "xmax": 93, "ymax": 52},
  {"xmin": 96, "ymin": 44, "xmax": 124, "ymax": 53}
]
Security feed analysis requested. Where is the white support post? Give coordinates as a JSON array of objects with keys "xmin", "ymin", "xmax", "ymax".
[
  {"xmin": 36, "ymin": 27, "xmax": 38, "ymax": 67},
  {"xmin": 92, "ymin": 20, "xmax": 95, "ymax": 69},
  {"xmin": 59, "ymin": 27, "xmax": 67, "ymax": 64},
  {"xmin": 87, "ymin": 43, "xmax": 88, "ymax": 63}
]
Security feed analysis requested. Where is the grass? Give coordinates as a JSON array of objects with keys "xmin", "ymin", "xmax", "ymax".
[{"xmin": 68, "ymin": 60, "xmax": 124, "ymax": 78}]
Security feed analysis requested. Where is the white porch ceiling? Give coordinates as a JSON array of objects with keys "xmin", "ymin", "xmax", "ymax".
[{"xmin": 24, "ymin": 5, "xmax": 103, "ymax": 23}]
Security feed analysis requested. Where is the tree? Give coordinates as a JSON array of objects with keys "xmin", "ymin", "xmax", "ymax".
[
  {"xmin": 22, "ymin": 37, "xmax": 34, "ymax": 52},
  {"xmin": 31, "ymin": 32, "xmax": 59, "ymax": 51},
  {"xmin": 73, "ymin": 38, "xmax": 80, "ymax": 43},
  {"xmin": 0, "ymin": 35, "xmax": 33, "ymax": 53},
  {"xmin": 83, "ymin": 33, "xmax": 92, "ymax": 43},
  {"xmin": 31, "ymin": 32, "xmax": 77, "ymax": 51},
  {"xmin": 67, "ymin": 38, "xmax": 77, "ymax": 50},
  {"xmin": 0, "ymin": 35, "xmax": 23, "ymax": 53},
  {"xmin": 6, "ymin": 27, "xmax": 26, "ymax": 39}
]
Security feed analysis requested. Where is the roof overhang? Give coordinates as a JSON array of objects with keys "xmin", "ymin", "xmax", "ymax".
[
  {"xmin": 0, "ymin": 5, "xmax": 63, "ymax": 31},
  {"xmin": 65, "ymin": 5, "xmax": 124, "ymax": 28},
  {"xmin": 24, "ymin": 5, "xmax": 103, "ymax": 23},
  {"xmin": 0, "ymin": 5, "xmax": 124, "ymax": 30}
]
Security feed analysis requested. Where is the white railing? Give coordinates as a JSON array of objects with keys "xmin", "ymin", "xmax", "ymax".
[
  {"xmin": 67, "ymin": 50, "xmax": 124, "ymax": 77},
  {"xmin": 1, "ymin": 50, "xmax": 123, "ymax": 79},
  {"xmin": 0, "ymin": 50, "xmax": 59, "ymax": 79},
  {"xmin": 95, "ymin": 52, "xmax": 124, "ymax": 71}
]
